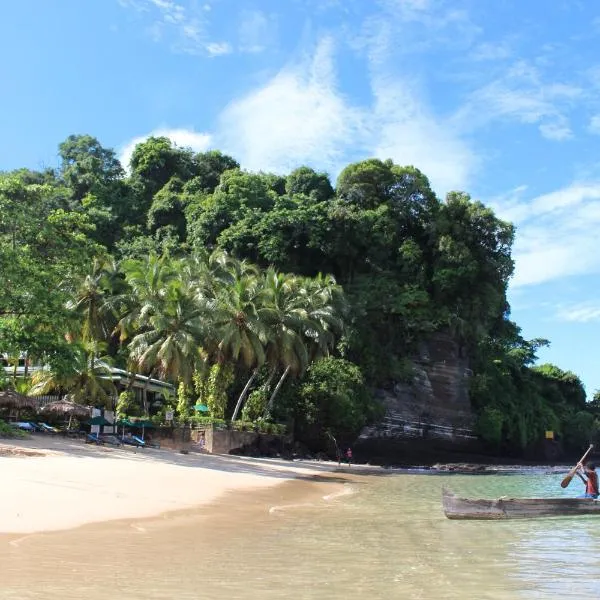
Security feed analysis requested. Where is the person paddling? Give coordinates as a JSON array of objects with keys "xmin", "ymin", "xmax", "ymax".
[{"xmin": 576, "ymin": 461, "xmax": 599, "ymax": 499}]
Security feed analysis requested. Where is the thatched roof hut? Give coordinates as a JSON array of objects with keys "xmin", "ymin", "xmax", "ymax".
[
  {"xmin": 40, "ymin": 399, "xmax": 91, "ymax": 419},
  {"xmin": 0, "ymin": 389, "xmax": 37, "ymax": 410}
]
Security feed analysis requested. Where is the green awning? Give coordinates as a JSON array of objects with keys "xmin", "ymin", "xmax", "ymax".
[
  {"xmin": 131, "ymin": 419, "xmax": 155, "ymax": 428},
  {"xmin": 88, "ymin": 415, "xmax": 112, "ymax": 426}
]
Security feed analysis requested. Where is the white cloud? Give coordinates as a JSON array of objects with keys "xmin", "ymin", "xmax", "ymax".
[
  {"xmin": 539, "ymin": 118, "xmax": 573, "ymax": 141},
  {"xmin": 369, "ymin": 76, "xmax": 476, "ymax": 193},
  {"xmin": 238, "ymin": 10, "xmax": 274, "ymax": 54},
  {"xmin": 490, "ymin": 182, "xmax": 600, "ymax": 287},
  {"xmin": 457, "ymin": 61, "xmax": 582, "ymax": 140},
  {"xmin": 118, "ymin": 128, "xmax": 212, "ymax": 170},
  {"xmin": 216, "ymin": 37, "xmax": 365, "ymax": 176},
  {"xmin": 470, "ymin": 41, "xmax": 512, "ymax": 61},
  {"xmin": 589, "ymin": 114, "xmax": 600, "ymax": 135},
  {"xmin": 119, "ymin": 0, "xmax": 230, "ymax": 56},
  {"xmin": 556, "ymin": 303, "xmax": 600, "ymax": 323},
  {"xmin": 205, "ymin": 42, "xmax": 232, "ymax": 56},
  {"xmin": 215, "ymin": 37, "xmax": 474, "ymax": 193},
  {"xmin": 371, "ymin": 0, "xmax": 481, "ymax": 55}
]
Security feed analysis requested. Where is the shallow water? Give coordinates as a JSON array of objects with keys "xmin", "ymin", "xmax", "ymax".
[{"xmin": 2, "ymin": 469, "xmax": 600, "ymax": 599}]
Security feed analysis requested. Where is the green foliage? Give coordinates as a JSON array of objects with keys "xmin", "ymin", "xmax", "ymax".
[
  {"xmin": 294, "ymin": 357, "xmax": 382, "ymax": 447},
  {"xmin": 0, "ymin": 419, "xmax": 28, "ymax": 439},
  {"xmin": 191, "ymin": 415, "xmax": 227, "ymax": 429},
  {"xmin": 564, "ymin": 411, "xmax": 598, "ymax": 448},
  {"xmin": 3, "ymin": 135, "xmax": 593, "ymax": 458},
  {"xmin": 176, "ymin": 381, "xmax": 193, "ymax": 419},
  {"xmin": 205, "ymin": 363, "xmax": 234, "ymax": 418},
  {"xmin": 116, "ymin": 390, "xmax": 139, "ymax": 419},
  {"xmin": 241, "ymin": 388, "xmax": 268, "ymax": 422},
  {"xmin": 476, "ymin": 406, "xmax": 504, "ymax": 446}
]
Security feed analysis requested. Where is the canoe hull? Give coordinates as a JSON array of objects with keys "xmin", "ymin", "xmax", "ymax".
[{"xmin": 442, "ymin": 488, "xmax": 600, "ymax": 520}]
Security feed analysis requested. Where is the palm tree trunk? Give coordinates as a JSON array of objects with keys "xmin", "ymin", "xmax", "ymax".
[
  {"xmin": 265, "ymin": 365, "xmax": 290, "ymax": 416},
  {"xmin": 231, "ymin": 368, "xmax": 258, "ymax": 422}
]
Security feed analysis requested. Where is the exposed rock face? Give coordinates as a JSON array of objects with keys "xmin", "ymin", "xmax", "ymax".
[{"xmin": 359, "ymin": 332, "xmax": 476, "ymax": 448}]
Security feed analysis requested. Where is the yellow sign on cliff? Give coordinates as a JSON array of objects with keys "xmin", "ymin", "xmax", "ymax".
[{"xmin": 545, "ymin": 431, "xmax": 554, "ymax": 440}]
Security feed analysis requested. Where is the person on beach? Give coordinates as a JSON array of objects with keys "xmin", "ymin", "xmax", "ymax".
[
  {"xmin": 576, "ymin": 461, "xmax": 599, "ymax": 498},
  {"xmin": 345, "ymin": 447, "xmax": 352, "ymax": 466}
]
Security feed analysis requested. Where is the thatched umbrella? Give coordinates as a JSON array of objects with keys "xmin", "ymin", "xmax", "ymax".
[
  {"xmin": 41, "ymin": 399, "xmax": 92, "ymax": 428},
  {"xmin": 0, "ymin": 389, "xmax": 37, "ymax": 411}
]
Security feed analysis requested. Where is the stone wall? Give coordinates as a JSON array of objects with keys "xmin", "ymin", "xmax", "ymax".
[
  {"xmin": 191, "ymin": 425, "xmax": 288, "ymax": 455},
  {"xmin": 358, "ymin": 332, "xmax": 478, "ymax": 458}
]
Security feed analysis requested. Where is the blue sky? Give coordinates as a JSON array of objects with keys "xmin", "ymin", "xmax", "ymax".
[{"xmin": 2, "ymin": 0, "xmax": 600, "ymax": 394}]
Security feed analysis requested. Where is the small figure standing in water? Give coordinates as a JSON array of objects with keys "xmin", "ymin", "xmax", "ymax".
[{"xmin": 345, "ymin": 447, "xmax": 353, "ymax": 466}]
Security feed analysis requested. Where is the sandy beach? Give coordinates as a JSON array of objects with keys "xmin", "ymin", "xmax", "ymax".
[{"xmin": 0, "ymin": 436, "xmax": 353, "ymax": 535}]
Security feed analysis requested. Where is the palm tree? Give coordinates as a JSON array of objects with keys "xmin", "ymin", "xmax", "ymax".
[
  {"xmin": 29, "ymin": 342, "xmax": 116, "ymax": 408},
  {"xmin": 203, "ymin": 257, "xmax": 270, "ymax": 421},
  {"xmin": 126, "ymin": 282, "xmax": 206, "ymax": 385},
  {"xmin": 263, "ymin": 272, "xmax": 346, "ymax": 416},
  {"xmin": 116, "ymin": 253, "xmax": 179, "ymax": 343},
  {"xmin": 66, "ymin": 257, "xmax": 121, "ymax": 345},
  {"xmin": 260, "ymin": 271, "xmax": 311, "ymax": 416}
]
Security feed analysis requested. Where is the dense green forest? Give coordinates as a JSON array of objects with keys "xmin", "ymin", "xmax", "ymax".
[{"xmin": 0, "ymin": 134, "xmax": 596, "ymax": 454}]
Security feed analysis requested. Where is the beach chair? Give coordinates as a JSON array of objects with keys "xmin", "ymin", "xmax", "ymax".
[
  {"xmin": 122, "ymin": 435, "xmax": 145, "ymax": 448},
  {"xmin": 86, "ymin": 432, "xmax": 103, "ymax": 445},
  {"xmin": 10, "ymin": 422, "xmax": 35, "ymax": 432},
  {"xmin": 37, "ymin": 422, "xmax": 60, "ymax": 434}
]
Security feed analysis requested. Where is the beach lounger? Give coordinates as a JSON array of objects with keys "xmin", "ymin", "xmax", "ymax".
[
  {"xmin": 122, "ymin": 435, "xmax": 145, "ymax": 448},
  {"xmin": 86, "ymin": 433, "xmax": 103, "ymax": 445},
  {"xmin": 38, "ymin": 422, "xmax": 60, "ymax": 434},
  {"xmin": 10, "ymin": 422, "xmax": 35, "ymax": 432}
]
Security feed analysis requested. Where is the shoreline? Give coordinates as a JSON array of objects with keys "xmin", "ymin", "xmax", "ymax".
[{"xmin": 0, "ymin": 437, "xmax": 359, "ymax": 535}]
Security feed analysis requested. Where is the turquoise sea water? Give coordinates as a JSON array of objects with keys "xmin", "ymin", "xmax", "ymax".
[{"xmin": 2, "ymin": 469, "xmax": 600, "ymax": 599}]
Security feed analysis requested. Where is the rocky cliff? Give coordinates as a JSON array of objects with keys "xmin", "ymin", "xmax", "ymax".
[{"xmin": 357, "ymin": 332, "xmax": 479, "ymax": 460}]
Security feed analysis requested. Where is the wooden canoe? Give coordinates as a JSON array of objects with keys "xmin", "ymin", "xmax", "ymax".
[{"xmin": 442, "ymin": 487, "xmax": 600, "ymax": 520}]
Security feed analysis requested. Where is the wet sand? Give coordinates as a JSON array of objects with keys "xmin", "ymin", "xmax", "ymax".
[
  {"xmin": 0, "ymin": 437, "xmax": 362, "ymax": 535},
  {"xmin": 0, "ymin": 460, "xmax": 355, "ymax": 600}
]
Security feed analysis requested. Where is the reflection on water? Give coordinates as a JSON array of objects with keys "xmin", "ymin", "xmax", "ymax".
[{"xmin": 2, "ymin": 471, "xmax": 600, "ymax": 599}]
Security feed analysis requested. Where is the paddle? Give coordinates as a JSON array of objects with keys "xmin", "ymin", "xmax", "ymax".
[{"xmin": 561, "ymin": 444, "xmax": 594, "ymax": 488}]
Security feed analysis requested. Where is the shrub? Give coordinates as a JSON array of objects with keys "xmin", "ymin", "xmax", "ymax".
[
  {"xmin": 296, "ymin": 357, "xmax": 380, "ymax": 447},
  {"xmin": 116, "ymin": 390, "xmax": 139, "ymax": 419},
  {"xmin": 0, "ymin": 419, "xmax": 28, "ymax": 439},
  {"xmin": 242, "ymin": 388, "xmax": 268, "ymax": 422},
  {"xmin": 476, "ymin": 406, "xmax": 504, "ymax": 446}
]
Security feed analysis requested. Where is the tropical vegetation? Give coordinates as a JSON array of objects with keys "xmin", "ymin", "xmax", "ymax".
[{"xmin": 0, "ymin": 134, "xmax": 596, "ymax": 455}]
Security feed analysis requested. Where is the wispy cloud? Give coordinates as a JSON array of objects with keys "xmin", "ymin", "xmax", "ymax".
[
  {"xmin": 118, "ymin": 128, "xmax": 212, "ymax": 170},
  {"xmin": 119, "ymin": 0, "xmax": 231, "ymax": 56},
  {"xmin": 556, "ymin": 302, "xmax": 600, "ymax": 323},
  {"xmin": 589, "ymin": 114, "xmax": 600, "ymax": 135},
  {"xmin": 456, "ymin": 61, "xmax": 582, "ymax": 141},
  {"xmin": 238, "ymin": 10, "xmax": 276, "ymax": 54},
  {"xmin": 214, "ymin": 36, "xmax": 474, "ymax": 193},
  {"xmin": 369, "ymin": 75, "xmax": 476, "ymax": 193},
  {"xmin": 490, "ymin": 182, "xmax": 600, "ymax": 287},
  {"xmin": 470, "ymin": 41, "xmax": 512, "ymax": 61},
  {"xmin": 365, "ymin": 0, "xmax": 481, "ymax": 56},
  {"xmin": 216, "ymin": 38, "xmax": 364, "ymax": 177}
]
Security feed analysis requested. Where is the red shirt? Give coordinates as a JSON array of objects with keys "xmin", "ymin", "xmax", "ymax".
[{"xmin": 586, "ymin": 471, "xmax": 599, "ymax": 496}]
